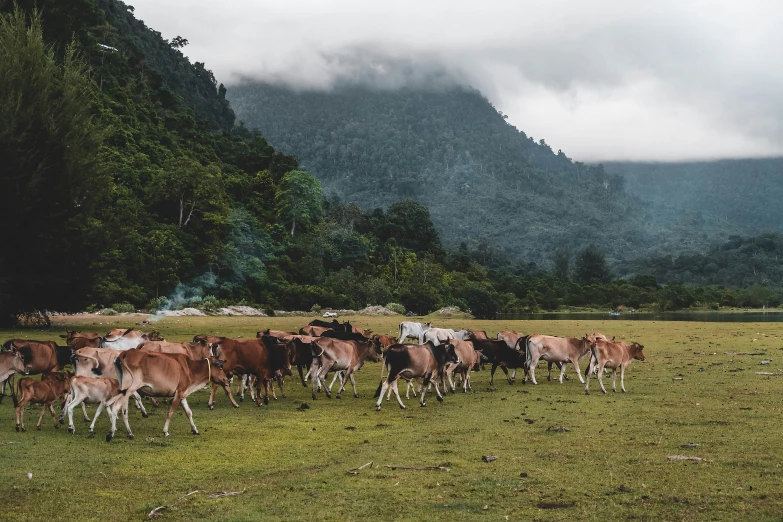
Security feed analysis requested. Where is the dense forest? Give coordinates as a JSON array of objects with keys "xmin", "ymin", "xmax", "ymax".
[
  {"xmin": 227, "ymin": 84, "xmax": 752, "ymax": 266},
  {"xmin": 2, "ymin": 1, "xmax": 782, "ymax": 327}
]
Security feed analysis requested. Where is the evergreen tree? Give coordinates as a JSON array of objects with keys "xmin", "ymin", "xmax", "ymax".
[{"xmin": 575, "ymin": 244, "xmax": 612, "ymax": 285}]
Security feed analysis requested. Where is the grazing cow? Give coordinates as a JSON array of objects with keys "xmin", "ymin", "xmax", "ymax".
[
  {"xmin": 61, "ymin": 376, "xmax": 121, "ymax": 436},
  {"xmin": 398, "ymin": 322, "xmax": 431, "ymax": 344},
  {"xmin": 310, "ymin": 337, "xmax": 381, "ymax": 399},
  {"xmin": 469, "ymin": 339, "xmax": 527, "ymax": 385},
  {"xmin": 374, "ymin": 342, "xmax": 460, "ymax": 410},
  {"xmin": 443, "ymin": 340, "xmax": 482, "ymax": 393},
  {"xmin": 299, "ymin": 325, "xmax": 330, "ymax": 337},
  {"xmin": 524, "ymin": 335, "xmax": 592, "ymax": 384},
  {"xmin": 423, "ymin": 328, "xmax": 471, "ymax": 345},
  {"xmin": 0, "ymin": 351, "xmax": 29, "ymax": 403},
  {"xmin": 585, "ymin": 340, "xmax": 645, "ymax": 394},
  {"xmin": 15, "ymin": 371, "xmax": 73, "ymax": 431},
  {"xmin": 101, "ymin": 328, "xmax": 162, "ymax": 350},
  {"xmin": 137, "ymin": 339, "xmax": 211, "ymax": 360},
  {"xmin": 208, "ymin": 336, "xmax": 293, "ymax": 408},
  {"xmin": 61, "ymin": 331, "xmax": 103, "ymax": 349},
  {"xmin": 372, "ymin": 334, "xmax": 397, "ymax": 350},
  {"xmin": 257, "ymin": 329, "xmax": 296, "ymax": 339},
  {"xmin": 71, "ymin": 348, "xmax": 150, "ymax": 417},
  {"xmin": 106, "ymin": 351, "xmax": 234, "ymax": 440}
]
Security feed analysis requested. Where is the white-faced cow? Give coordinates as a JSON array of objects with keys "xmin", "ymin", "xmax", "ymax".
[
  {"xmin": 398, "ymin": 322, "xmax": 431, "ymax": 344},
  {"xmin": 374, "ymin": 341, "xmax": 460, "ymax": 410},
  {"xmin": 584, "ymin": 340, "xmax": 645, "ymax": 394}
]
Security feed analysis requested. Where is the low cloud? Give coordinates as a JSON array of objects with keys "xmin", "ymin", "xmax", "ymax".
[{"xmin": 129, "ymin": 0, "xmax": 783, "ymax": 161}]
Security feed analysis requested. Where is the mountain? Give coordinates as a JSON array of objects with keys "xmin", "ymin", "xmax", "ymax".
[
  {"xmin": 604, "ymin": 158, "xmax": 783, "ymax": 235},
  {"xmin": 227, "ymin": 83, "xmax": 747, "ymax": 268}
]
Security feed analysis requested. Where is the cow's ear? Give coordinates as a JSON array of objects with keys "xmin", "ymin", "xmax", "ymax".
[{"xmin": 611, "ymin": 336, "xmax": 615, "ymax": 341}]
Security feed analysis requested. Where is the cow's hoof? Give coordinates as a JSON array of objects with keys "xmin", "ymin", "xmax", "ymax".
[
  {"xmin": 601, "ymin": 390, "xmax": 607, "ymax": 394},
  {"xmin": 353, "ymin": 394, "xmax": 359, "ymax": 399},
  {"xmin": 376, "ymin": 405, "xmax": 382, "ymax": 411},
  {"xmin": 420, "ymin": 402, "xmax": 426, "ymax": 407},
  {"xmin": 192, "ymin": 430, "xmax": 199, "ymax": 435},
  {"xmin": 584, "ymin": 390, "xmax": 589, "ymax": 395},
  {"xmin": 68, "ymin": 427, "xmax": 75, "ymax": 434},
  {"xmin": 232, "ymin": 403, "xmax": 240, "ymax": 409},
  {"xmin": 164, "ymin": 432, "xmax": 169, "ymax": 438},
  {"xmin": 36, "ymin": 425, "xmax": 41, "ymax": 431},
  {"xmin": 141, "ymin": 411, "xmax": 149, "ymax": 418},
  {"xmin": 399, "ymin": 404, "xmax": 406, "ymax": 410},
  {"xmin": 127, "ymin": 434, "xmax": 134, "ymax": 440},
  {"xmin": 239, "ymin": 396, "xmax": 244, "ymax": 402},
  {"xmin": 263, "ymin": 397, "xmax": 269, "ymax": 405},
  {"xmin": 54, "ymin": 423, "xmax": 60, "ymax": 429},
  {"xmin": 436, "ymin": 396, "xmax": 443, "ymax": 402},
  {"xmin": 88, "ymin": 432, "xmax": 95, "ymax": 439},
  {"xmin": 208, "ymin": 404, "xmax": 214, "ymax": 410},
  {"xmin": 105, "ymin": 433, "xmax": 113, "ymax": 442}
]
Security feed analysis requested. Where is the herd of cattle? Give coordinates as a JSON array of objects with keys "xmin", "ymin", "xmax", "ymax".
[{"xmin": 0, "ymin": 320, "xmax": 645, "ymax": 441}]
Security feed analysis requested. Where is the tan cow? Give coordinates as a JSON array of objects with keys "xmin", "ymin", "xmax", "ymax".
[
  {"xmin": 106, "ymin": 351, "xmax": 235, "ymax": 441},
  {"xmin": 137, "ymin": 339, "xmax": 211, "ymax": 360},
  {"xmin": 310, "ymin": 337, "xmax": 381, "ymax": 399},
  {"xmin": 61, "ymin": 376, "xmax": 121, "ymax": 436},
  {"xmin": 443, "ymin": 339, "xmax": 481, "ymax": 393},
  {"xmin": 0, "ymin": 351, "xmax": 29, "ymax": 403},
  {"xmin": 524, "ymin": 335, "xmax": 592, "ymax": 384},
  {"xmin": 299, "ymin": 325, "xmax": 330, "ymax": 337},
  {"xmin": 584, "ymin": 340, "xmax": 645, "ymax": 394},
  {"xmin": 72, "ymin": 347, "xmax": 150, "ymax": 418},
  {"xmin": 15, "ymin": 371, "xmax": 73, "ymax": 431},
  {"xmin": 102, "ymin": 328, "xmax": 163, "ymax": 350}
]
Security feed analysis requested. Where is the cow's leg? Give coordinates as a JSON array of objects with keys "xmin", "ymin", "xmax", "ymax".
[
  {"xmin": 584, "ymin": 358, "xmax": 594, "ymax": 395},
  {"xmin": 66, "ymin": 394, "xmax": 84, "ymax": 433},
  {"xmin": 163, "ymin": 393, "xmax": 183, "ymax": 437},
  {"xmin": 349, "ymin": 373, "xmax": 359, "ymax": 398},
  {"xmin": 490, "ymin": 364, "xmax": 497, "ymax": 385},
  {"xmin": 277, "ymin": 374, "xmax": 285, "ymax": 399},
  {"xmin": 132, "ymin": 392, "xmax": 149, "ymax": 417},
  {"xmin": 35, "ymin": 403, "xmax": 47, "ymax": 430},
  {"xmin": 319, "ymin": 364, "xmax": 334, "ymax": 399},
  {"xmin": 80, "ymin": 403, "xmax": 90, "ymax": 422},
  {"xmin": 464, "ymin": 368, "xmax": 471, "ymax": 392},
  {"xmin": 311, "ymin": 360, "xmax": 320, "ymax": 400},
  {"xmin": 505, "ymin": 365, "xmax": 513, "ymax": 385},
  {"xmin": 597, "ymin": 363, "xmax": 608, "ymax": 394},
  {"xmin": 611, "ymin": 368, "xmax": 618, "ymax": 392},
  {"xmin": 405, "ymin": 379, "xmax": 417, "ymax": 399},
  {"xmin": 336, "ymin": 369, "xmax": 350, "ymax": 398},
  {"xmin": 528, "ymin": 356, "xmax": 539, "ymax": 385},
  {"xmin": 558, "ymin": 360, "xmax": 568, "ymax": 384},
  {"xmin": 238, "ymin": 374, "xmax": 247, "ymax": 402},
  {"xmin": 420, "ymin": 373, "xmax": 430, "ymax": 407},
  {"xmin": 262, "ymin": 378, "xmax": 271, "ymax": 405},
  {"xmin": 547, "ymin": 361, "xmax": 553, "ymax": 381},
  {"xmin": 49, "ymin": 402, "xmax": 59, "ymax": 428},
  {"xmin": 208, "ymin": 383, "xmax": 219, "ymax": 410},
  {"xmin": 432, "ymin": 379, "xmax": 445, "ymax": 403},
  {"xmin": 298, "ymin": 364, "xmax": 307, "ymax": 387},
  {"xmin": 180, "ymin": 398, "xmax": 199, "ymax": 435},
  {"xmin": 15, "ymin": 401, "xmax": 24, "ymax": 432},
  {"xmin": 89, "ymin": 401, "xmax": 105, "ymax": 434},
  {"xmin": 571, "ymin": 359, "xmax": 585, "ymax": 384},
  {"xmin": 119, "ymin": 396, "xmax": 133, "ymax": 439},
  {"xmin": 391, "ymin": 379, "xmax": 406, "ymax": 409},
  {"xmin": 447, "ymin": 366, "xmax": 456, "ymax": 393},
  {"xmin": 328, "ymin": 370, "xmax": 343, "ymax": 393},
  {"xmin": 376, "ymin": 380, "xmax": 390, "ymax": 410}
]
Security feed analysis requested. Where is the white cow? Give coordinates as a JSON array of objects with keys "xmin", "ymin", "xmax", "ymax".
[
  {"xmin": 398, "ymin": 322, "xmax": 432, "ymax": 344},
  {"xmin": 101, "ymin": 329, "xmax": 156, "ymax": 350},
  {"xmin": 423, "ymin": 328, "xmax": 471, "ymax": 345}
]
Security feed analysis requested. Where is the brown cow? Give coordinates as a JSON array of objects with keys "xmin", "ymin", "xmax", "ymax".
[
  {"xmin": 468, "ymin": 331, "xmax": 489, "ymax": 340},
  {"xmin": 374, "ymin": 342, "xmax": 460, "ymax": 410},
  {"xmin": 310, "ymin": 337, "xmax": 381, "ymax": 400},
  {"xmin": 497, "ymin": 330, "xmax": 524, "ymax": 349},
  {"xmin": 1, "ymin": 340, "xmax": 72, "ymax": 403},
  {"xmin": 584, "ymin": 340, "xmax": 645, "ymax": 394},
  {"xmin": 15, "ymin": 371, "xmax": 73, "ymax": 431},
  {"xmin": 257, "ymin": 329, "xmax": 296, "ymax": 339},
  {"xmin": 299, "ymin": 325, "xmax": 330, "ymax": 337},
  {"xmin": 524, "ymin": 335, "xmax": 592, "ymax": 385},
  {"xmin": 61, "ymin": 331, "xmax": 103, "ymax": 349},
  {"xmin": 106, "ymin": 351, "xmax": 234, "ymax": 441},
  {"xmin": 138, "ymin": 339, "xmax": 211, "ymax": 360},
  {"xmin": 0, "ymin": 351, "xmax": 29, "ymax": 403},
  {"xmin": 443, "ymin": 340, "xmax": 482, "ymax": 393},
  {"xmin": 372, "ymin": 334, "xmax": 398, "ymax": 350},
  {"xmin": 208, "ymin": 336, "xmax": 293, "ymax": 408}
]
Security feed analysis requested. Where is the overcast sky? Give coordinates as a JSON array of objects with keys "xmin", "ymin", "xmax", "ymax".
[{"xmin": 129, "ymin": 0, "xmax": 783, "ymax": 162}]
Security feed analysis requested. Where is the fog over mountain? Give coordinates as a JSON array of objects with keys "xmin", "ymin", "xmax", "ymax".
[{"xmin": 129, "ymin": 0, "xmax": 783, "ymax": 161}]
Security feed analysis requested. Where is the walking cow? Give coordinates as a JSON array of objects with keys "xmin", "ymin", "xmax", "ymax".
[{"xmin": 398, "ymin": 322, "xmax": 431, "ymax": 344}]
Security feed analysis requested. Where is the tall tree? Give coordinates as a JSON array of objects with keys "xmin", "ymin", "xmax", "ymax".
[
  {"xmin": 574, "ymin": 244, "xmax": 612, "ymax": 285},
  {"xmin": 0, "ymin": 8, "xmax": 108, "ymax": 325},
  {"xmin": 553, "ymin": 248, "xmax": 570, "ymax": 280},
  {"xmin": 275, "ymin": 170, "xmax": 323, "ymax": 236}
]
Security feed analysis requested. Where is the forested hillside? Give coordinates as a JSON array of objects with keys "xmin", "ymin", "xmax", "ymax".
[
  {"xmin": 227, "ymin": 84, "xmax": 747, "ymax": 266},
  {"xmin": 605, "ymin": 159, "xmax": 783, "ymax": 234}
]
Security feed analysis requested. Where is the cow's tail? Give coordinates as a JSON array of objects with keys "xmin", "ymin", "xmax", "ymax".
[
  {"xmin": 115, "ymin": 355, "xmax": 134, "ymax": 396},
  {"xmin": 11, "ymin": 375, "xmax": 19, "ymax": 407},
  {"xmin": 398, "ymin": 323, "xmax": 403, "ymax": 343},
  {"xmin": 584, "ymin": 344, "xmax": 598, "ymax": 378},
  {"xmin": 76, "ymin": 354, "xmax": 102, "ymax": 375},
  {"xmin": 525, "ymin": 336, "xmax": 533, "ymax": 370}
]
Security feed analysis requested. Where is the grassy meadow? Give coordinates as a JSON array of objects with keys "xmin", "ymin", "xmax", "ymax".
[{"xmin": 1, "ymin": 315, "xmax": 782, "ymax": 521}]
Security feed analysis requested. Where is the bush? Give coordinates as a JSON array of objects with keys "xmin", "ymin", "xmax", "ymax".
[
  {"xmin": 99, "ymin": 308, "xmax": 117, "ymax": 316},
  {"xmin": 112, "ymin": 302, "xmax": 135, "ymax": 313},
  {"xmin": 385, "ymin": 302, "xmax": 405, "ymax": 314},
  {"xmin": 201, "ymin": 295, "xmax": 219, "ymax": 312},
  {"xmin": 146, "ymin": 296, "xmax": 169, "ymax": 313},
  {"xmin": 310, "ymin": 304, "xmax": 322, "ymax": 313}
]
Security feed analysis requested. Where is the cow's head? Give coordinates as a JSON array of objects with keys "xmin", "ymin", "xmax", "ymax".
[
  {"xmin": 189, "ymin": 338, "xmax": 212, "ymax": 359},
  {"xmin": 423, "ymin": 322, "xmax": 432, "ymax": 330},
  {"xmin": 209, "ymin": 342, "xmax": 222, "ymax": 359},
  {"xmin": 630, "ymin": 343, "xmax": 645, "ymax": 361},
  {"xmin": 7, "ymin": 351, "xmax": 29, "ymax": 375},
  {"xmin": 208, "ymin": 358, "xmax": 231, "ymax": 385},
  {"xmin": 444, "ymin": 343, "xmax": 461, "ymax": 366}
]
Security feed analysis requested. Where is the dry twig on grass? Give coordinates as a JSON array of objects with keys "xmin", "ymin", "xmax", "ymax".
[
  {"xmin": 206, "ymin": 490, "xmax": 246, "ymax": 499},
  {"xmin": 148, "ymin": 490, "xmax": 201, "ymax": 519},
  {"xmin": 667, "ymin": 455, "xmax": 704, "ymax": 462},
  {"xmin": 346, "ymin": 462, "xmax": 373, "ymax": 475},
  {"xmin": 384, "ymin": 465, "xmax": 451, "ymax": 472}
]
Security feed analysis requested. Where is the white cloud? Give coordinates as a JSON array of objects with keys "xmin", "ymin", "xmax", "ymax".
[{"xmin": 127, "ymin": 0, "xmax": 783, "ymax": 161}]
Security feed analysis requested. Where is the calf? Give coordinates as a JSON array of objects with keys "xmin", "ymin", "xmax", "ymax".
[
  {"xmin": 443, "ymin": 340, "xmax": 482, "ymax": 393},
  {"xmin": 524, "ymin": 335, "xmax": 592, "ymax": 384},
  {"xmin": 61, "ymin": 376, "xmax": 120, "ymax": 436},
  {"xmin": 15, "ymin": 372, "xmax": 73, "ymax": 431},
  {"xmin": 373, "ymin": 334, "xmax": 397, "ymax": 350},
  {"xmin": 72, "ymin": 347, "xmax": 149, "ymax": 417},
  {"xmin": 585, "ymin": 340, "xmax": 645, "ymax": 394},
  {"xmin": 106, "ymin": 351, "xmax": 234, "ymax": 440},
  {"xmin": 374, "ymin": 342, "xmax": 460, "ymax": 410},
  {"xmin": 310, "ymin": 337, "xmax": 381, "ymax": 399},
  {"xmin": 469, "ymin": 339, "xmax": 526, "ymax": 385}
]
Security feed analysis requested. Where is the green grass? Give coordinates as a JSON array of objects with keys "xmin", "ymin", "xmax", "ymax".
[{"xmin": 1, "ymin": 316, "xmax": 782, "ymax": 520}]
